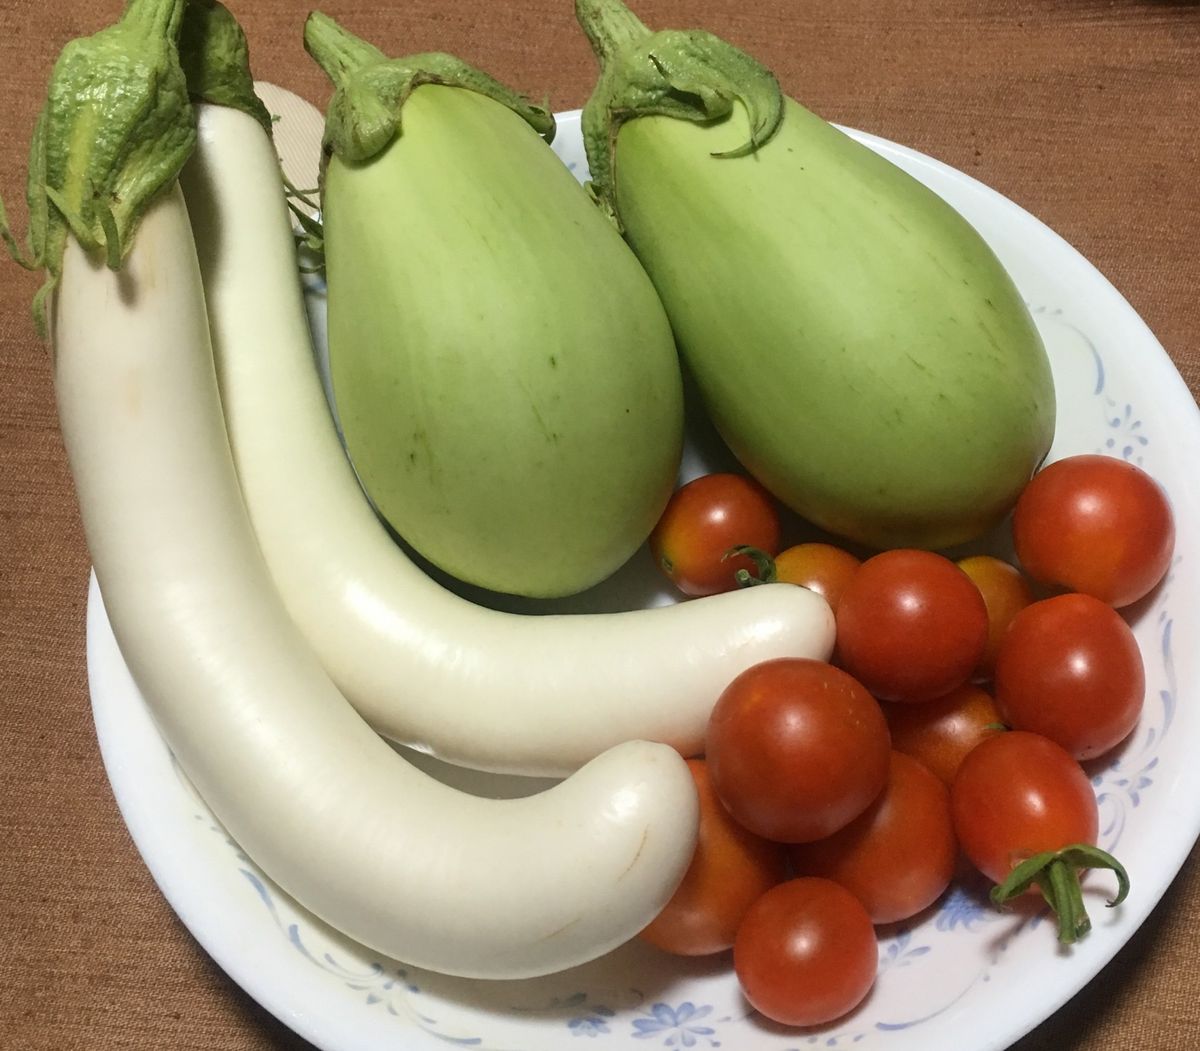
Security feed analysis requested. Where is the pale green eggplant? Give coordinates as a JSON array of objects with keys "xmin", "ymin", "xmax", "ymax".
[
  {"xmin": 576, "ymin": 0, "xmax": 1055, "ymax": 551},
  {"xmin": 304, "ymin": 13, "xmax": 683, "ymax": 597}
]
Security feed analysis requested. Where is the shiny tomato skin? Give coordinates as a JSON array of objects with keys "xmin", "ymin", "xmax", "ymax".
[
  {"xmin": 734, "ymin": 878, "xmax": 877, "ymax": 1028},
  {"xmin": 836, "ymin": 549, "xmax": 989, "ymax": 703},
  {"xmin": 789, "ymin": 752, "xmax": 957, "ymax": 923},
  {"xmin": 1013, "ymin": 454, "xmax": 1175, "ymax": 608},
  {"xmin": 950, "ymin": 731, "xmax": 1098, "ymax": 886},
  {"xmin": 773, "ymin": 543, "xmax": 862, "ymax": 613},
  {"xmin": 649, "ymin": 473, "xmax": 781, "ymax": 596},
  {"xmin": 883, "ymin": 683, "xmax": 1004, "ymax": 787},
  {"xmin": 706, "ymin": 658, "xmax": 891, "ymax": 843},
  {"xmin": 994, "ymin": 593, "xmax": 1145, "ymax": 760},
  {"xmin": 956, "ymin": 555, "xmax": 1035, "ymax": 679},
  {"xmin": 639, "ymin": 760, "xmax": 787, "ymax": 956}
]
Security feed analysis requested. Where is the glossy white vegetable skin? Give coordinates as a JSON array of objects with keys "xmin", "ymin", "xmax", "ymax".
[
  {"xmin": 53, "ymin": 174, "xmax": 699, "ymax": 979},
  {"xmin": 187, "ymin": 101, "xmax": 836, "ymax": 778}
]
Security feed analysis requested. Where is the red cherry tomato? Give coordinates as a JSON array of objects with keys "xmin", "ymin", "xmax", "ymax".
[
  {"xmin": 734, "ymin": 878, "xmax": 877, "ymax": 1028},
  {"xmin": 1013, "ymin": 454, "xmax": 1175, "ymax": 608},
  {"xmin": 994, "ymin": 593, "xmax": 1145, "ymax": 760},
  {"xmin": 955, "ymin": 734, "xmax": 1099, "ymax": 892},
  {"xmin": 773, "ymin": 543, "xmax": 862, "ymax": 613},
  {"xmin": 836, "ymin": 549, "xmax": 989, "ymax": 703},
  {"xmin": 951, "ymin": 732, "xmax": 1097, "ymax": 885},
  {"xmin": 706, "ymin": 658, "xmax": 891, "ymax": 843},
  {"xmin": 789, "ymin": 751, "xmax": 957, "ymax": 923},
  {"xmin": 956, "ymin": 555, "xmax": 1035, "ymax": 679},
  {"xmin": 883, "ymin": 682, "xmax": 1005, "ymax": 787},
  {"xmin": 649, "ymin": 473, "xmax": 781, "ymax": 596},
  {"xmin": 950, "ymin": 731, "xmax": 1128, "ymax": 944},
  {"xmin": 639, "ymin": 760, "xmax": 786, "ymax": 956}
]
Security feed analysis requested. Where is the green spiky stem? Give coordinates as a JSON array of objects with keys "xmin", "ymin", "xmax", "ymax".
[
  {"xmin": 2, "ymin": 0, "xmax": 279, "ymax": 337},
  {"xmin": 575, "ymin": 0, "xmax": 784, "ymax": 226},
  {"xmin": 990, "ymin": 843, "xmax": 1131, "ymax": 945},
  {"xmin": 0, "ymin": 0, "xmax": 195, "ymax": 337},
  {"xmin": 179, "ymin": 0, "xmax": 272, "ymax": 132},
  {"xmin": 303, "ymin": 10, "xmax": 555, "ymax": 182}
]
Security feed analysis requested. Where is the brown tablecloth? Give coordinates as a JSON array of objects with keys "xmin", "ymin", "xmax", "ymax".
[{"xmin": 2, "ymin": 1, "xmax": 1198, "ymax": 1048}]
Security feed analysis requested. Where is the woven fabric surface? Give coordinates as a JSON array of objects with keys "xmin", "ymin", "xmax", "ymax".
[{"xmin": 1, "ymin": 1, "xmax": 1197, "ymax": 1049}]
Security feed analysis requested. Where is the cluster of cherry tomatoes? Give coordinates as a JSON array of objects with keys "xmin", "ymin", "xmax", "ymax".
[{"xmin": 643, "ymin": 454, "xmax": 1174, "ymax": 1028}]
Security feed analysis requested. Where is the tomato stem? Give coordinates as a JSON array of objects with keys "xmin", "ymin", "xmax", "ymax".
[
  {"xmin": 727, "ymin": 545, "xmax": 777, "ymax": 587},
  {"xmin": 990, "ymin": 843, "xmax": 1130, "ymax": 945}
]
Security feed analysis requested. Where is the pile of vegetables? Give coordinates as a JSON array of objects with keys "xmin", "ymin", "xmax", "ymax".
[{"xmin": 1, "ymin": 0, "xmax": 1176, "ymax": 1035}]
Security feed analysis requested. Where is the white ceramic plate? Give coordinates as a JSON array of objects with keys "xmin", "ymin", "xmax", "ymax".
[{"xmin": 88, "ymin": 86, "xmax": 1200, "ymax": 1051}]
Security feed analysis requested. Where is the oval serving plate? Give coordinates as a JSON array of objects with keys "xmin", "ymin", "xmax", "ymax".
[{"xmin": 88, "ymin": 84, "xmax": 1200, "ymax": 1051}]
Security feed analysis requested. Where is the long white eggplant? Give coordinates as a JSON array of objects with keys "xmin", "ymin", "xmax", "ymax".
[
  {"xmin": 30, "ymin": 0, "xmax": 700, "ymax": 980},
  {"xmin": 55, "ymin": 180, "xmax": 699, "ymax": 980},
  {"xmin": 187, "ymin": 100, "xmax": 836, "ymax": 779}
]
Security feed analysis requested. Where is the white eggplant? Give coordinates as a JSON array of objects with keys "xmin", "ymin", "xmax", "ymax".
[
  {"xmin": 186, "ymin": 96, "xmax": 836, "ymax": 779},
  {"xmin": 16, "ymin": 0, "xmax": 701, "ymax": 980}
]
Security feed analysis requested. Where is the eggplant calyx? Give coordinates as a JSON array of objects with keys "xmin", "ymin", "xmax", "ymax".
[
  {"xmin": 1, "ymin": 0, "xmax": 195, "ymax": 337},
  {"xmin": 179, "ymin": 0, "xmax": 272, "ymax": 134},
  {"xmin": 575, "ymin": 0, "xmax": 783, "ymax": 226},
  {"xmin": 304, "ymin": 11, "xmax": 555, "ymax": 177}
]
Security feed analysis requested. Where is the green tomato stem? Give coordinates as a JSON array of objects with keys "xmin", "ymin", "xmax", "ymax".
[
  {"xmin": 726, "ymin": 544, "xmax": 777, "ymax": 587},
  {"xmin": 990, "ymin": 843, "xmax": 1131, "ymax": 946}
]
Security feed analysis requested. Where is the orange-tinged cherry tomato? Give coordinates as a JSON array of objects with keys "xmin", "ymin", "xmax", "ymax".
[
  {"xmin": 836, "ymin": 549, "xmax": 988, "ymax": 703},
  {"xmin": 956, "ymin": 554, "xmax": 1034, "ymax": 679},
  {"xmin": 706, "ymin": 658, "xmax": 891, "ymax": 843},
  {"xmin": 734, "ymin": 878, "xmax": 877, "ymax": 1027},
  {"xmin": 789, "ymin": 751, "xmax": 957, "ymax": 923},
  {"xmin": 1013, "ymin": 454, "xmax": 1174, "ymax": 608},
  {"xmin": 649, "ymin": 473, "xmax": 781, "ymax": 597},
  {"xmin": 994, "ymin": 593, "xmax": 1144, "ymax": 760},
  {"xmin": 773, "ymin": 542, "xmax": 862, "ymax": 613},
  {"xmin": 883, "ymin": 683, "xmax": 1004, "ymax": 787},
  {"xmin": 639, "ymin": 760, "xmax": 787, "ymax": 956}
]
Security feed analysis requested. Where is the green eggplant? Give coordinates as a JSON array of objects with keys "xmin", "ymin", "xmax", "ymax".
[
  {"xmin": 304, "ymin": 13, "xmax": 684, "ymax": 597},
  {"xmin": 576, "ymin": 0, "xmax": 1055, "ymax": 551}
]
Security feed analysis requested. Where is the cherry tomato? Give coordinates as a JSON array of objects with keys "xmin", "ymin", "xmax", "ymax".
[
  {"xmin": 734, "ymin": 878, "xmax": 877, "ymax": 1027},
  {"xmin": 836, "ymin": 549, "xmax": 989, "ymax": 703},
  {"xmin": 773, "ymin": 543, "xmax": 862, "ymax": 613},
  {"xmin": 951, "ymin": 731, "xmax": 1096, "ymax": 884},
  {"xmin": 950, "ymin": 731, "xmax": 1128, "ymax": 944},
  {"xmin": 706, "ymin": 658, "xmax": 890, "ymax": 843},
  {"xmin": 956, "ymin": 555, "xmax": 1034, "ymax": 679},
  {"xmin": 1013, "ymin": 454, "xmax": 1175, "ymax": 608},
  {"xmin": 639, "ymin": 760, "xmax": 786, "ymax": 956},
  {"xmin": 882, "ymin": 682, "xmax": 1004, "ymax": 787},
  {"xmin": 994, "ymin": 593, "xmax": 1144, "ymax": 760},
  {"xmin": 649, "ymin": 473, "xmax": 781, "ymax": 597},
  {"xmin": 789, "ymin": 752, "xmax": 957, "ymax": 923}
]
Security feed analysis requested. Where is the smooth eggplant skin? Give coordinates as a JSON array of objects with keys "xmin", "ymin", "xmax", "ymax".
[
  {"xmin": 194, "ymin": 95, "xmax": 835, "ymax": 779},
  {"xmin": 610, "ymin": 98, "xmax": 1056, "ymax": 551},
  {"xmin": 54, "ymin": 180, "xmax": 702, "ymax": 981},
  {"xmin": 323, "ymin": 85, "xmax": 684, "ymax": 598}
]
